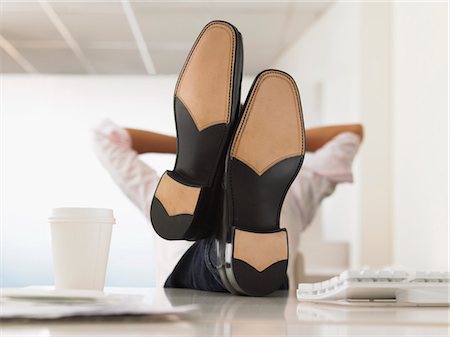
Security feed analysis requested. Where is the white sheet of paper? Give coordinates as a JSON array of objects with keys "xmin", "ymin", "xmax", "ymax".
[{"xmin": 0, "ymin": 287, "xmax": 196, "ymax": 319}]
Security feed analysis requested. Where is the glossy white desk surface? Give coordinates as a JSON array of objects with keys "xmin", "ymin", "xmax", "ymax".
[{"xmin": 1, "ymin": 287, "xmax": 449, "ymax": 336}]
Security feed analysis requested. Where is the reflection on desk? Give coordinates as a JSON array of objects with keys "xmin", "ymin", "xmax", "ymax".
[{"xmin": 1, "ymin": 287, "xmax": 449, "ymax": 337}]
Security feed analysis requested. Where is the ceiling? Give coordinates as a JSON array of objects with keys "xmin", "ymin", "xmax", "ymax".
[{"xmin": 0, "ymin": 1, "xmax": 331, "ymax": 75}]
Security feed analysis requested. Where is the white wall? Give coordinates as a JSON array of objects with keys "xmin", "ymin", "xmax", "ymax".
[
  {"xmin": 1, "ymin": 74, "xmax": 254, "ymax": 287},
  {"xmin": 272, "ymin": 1, "xmax": 449, "ymax": 272},
  {"xmin": 392, "ymin": 3, "xmax": 449, "ymax": 270},
  {"xmin": 1, "ymin": 75, "xmax": 178, "ymax": 287},
  {"xmin": 357, "ymin": 2, "xmax": 393, "ymax": 268}
]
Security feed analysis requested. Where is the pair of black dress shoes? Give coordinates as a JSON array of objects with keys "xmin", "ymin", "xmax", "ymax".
[{"xmin": 150, "ymin": 21, "xmax": 306, "ymax": 296}]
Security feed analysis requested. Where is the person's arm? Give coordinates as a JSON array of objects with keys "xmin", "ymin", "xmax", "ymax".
[
  {"xmin": 305, "ymin": 124, "xmax": 363, "ymax": 152},
  {"xmin": 125, "ymin": 128, "xmax": 176, "ymax": 154},
  {"xmin": 92, "ymin": 120, "xmax": 161, "ymax": 219}
]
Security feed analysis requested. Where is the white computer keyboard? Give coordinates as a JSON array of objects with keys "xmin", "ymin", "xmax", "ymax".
[{"xmin": 297, "ymin": 270, "xmax": 449, "ymax": 306}]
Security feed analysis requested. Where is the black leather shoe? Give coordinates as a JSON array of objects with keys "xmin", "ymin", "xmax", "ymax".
[
  {"xmin": 216, "ymin": 69, "xmax": 306, "ymax": 296},
  {"xmin": 151, "ymin": 21, "xmax": 243, "ymax": 241}
]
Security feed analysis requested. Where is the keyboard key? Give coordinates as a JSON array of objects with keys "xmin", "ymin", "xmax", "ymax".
[
  {"xmin": 340, "ymin": 270, "xmax": 360, "ymax": 281},
  {"xmin": 313, "ymin": 283, "xmax": 322, "ymax": 292},
  {"xmin": 392, "ymin": 270, "xmax": 408, "ymax": 279},
  {"xmin": 321, "ymin": 280, "xmax": 330, "ymax": 290},
  {"xmin": 377, "ymin": 270, "xmax": 396, "ymax": 282},
  {"xmin": 329, "ymin": 276, "xmax": 339, "ymax": 288},
  {"xmin": 360, "ymin": 270, "xmax": 376, "ymax": 279},
  {"xmin": 298, "ymin": 283, "xmax": 313, "ymax": 292}
]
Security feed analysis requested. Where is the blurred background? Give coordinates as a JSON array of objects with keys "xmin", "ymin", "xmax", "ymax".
[{"xmin": 1, "ymin": 1, "xmax": 448, "ymax": 287}]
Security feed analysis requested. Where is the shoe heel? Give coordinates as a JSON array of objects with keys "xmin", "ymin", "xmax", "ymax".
[
  {"xmin": 226, "ymin": 227, "xmax": 289, "ymax": 296},
  {"xmin": 150, "ymin": 171, "xmax": 203, "ymax": 240}
]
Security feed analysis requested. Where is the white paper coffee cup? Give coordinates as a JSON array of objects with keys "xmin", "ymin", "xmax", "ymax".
[{"xmin": 49, "ymin": 207, "xmax": 115, "ymax": 291}]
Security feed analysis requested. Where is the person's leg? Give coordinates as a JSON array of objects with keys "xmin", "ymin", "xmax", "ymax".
[
  {"xmin": 164, "ymin": 237, "xmax": 289, "ymax": 292},
  {"xmin": 164, "ymin": 238, "xmax": 225, "ymax": 292}
]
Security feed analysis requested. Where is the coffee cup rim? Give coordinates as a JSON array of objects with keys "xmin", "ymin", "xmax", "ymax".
[{"xmin": 49, "ymin": 207, "xmax": 116, "ymax": 224}]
